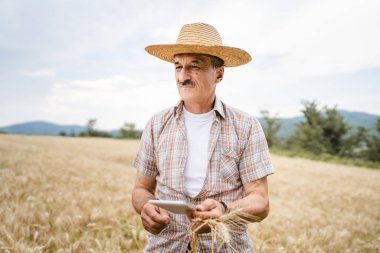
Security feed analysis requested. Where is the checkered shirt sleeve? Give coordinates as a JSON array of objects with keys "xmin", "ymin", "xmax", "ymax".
[
  {"xmin": 133, "ymin": 118, "xmax": 158, "ymax": 178},
  {"xmin": 239, "ymin": 117, "xmax": 274, "ymax": 184}
]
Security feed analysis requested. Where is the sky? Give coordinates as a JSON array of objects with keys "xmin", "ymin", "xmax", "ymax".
[{"xmin": 1, "ymin": 0, "xmax": 379, "ymax": 130}]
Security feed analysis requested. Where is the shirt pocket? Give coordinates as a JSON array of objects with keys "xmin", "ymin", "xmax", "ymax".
[
  {"xmin": 220, "ymin": 148, "xmax": 241, "ymax": 185},
  {"xmin": 220, "ymin": 140, "xmax": 246, "ymax": 186}
]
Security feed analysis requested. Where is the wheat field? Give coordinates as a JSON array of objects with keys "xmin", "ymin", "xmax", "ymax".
[{"xmin": 0, "ymin": 135, "xmax": 379, "ymax": 253}]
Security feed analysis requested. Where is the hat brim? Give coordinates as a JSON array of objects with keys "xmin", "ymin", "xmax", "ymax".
[{"xmin": 145, "ymin": 44, "xmax": 252, "ymax": 67}]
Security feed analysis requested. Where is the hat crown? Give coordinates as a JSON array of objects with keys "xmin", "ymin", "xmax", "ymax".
[{"xmin": 176, "ymin": 23, "xmax": 223, "ymax": 46}]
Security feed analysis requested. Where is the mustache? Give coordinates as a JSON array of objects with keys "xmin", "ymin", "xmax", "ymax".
[{"xmin": 178, "ymin": 80, "xmax": 195, "ymax": 86}]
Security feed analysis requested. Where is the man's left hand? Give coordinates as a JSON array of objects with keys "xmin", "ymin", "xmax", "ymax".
[{"xmin": 188, "ymin": 199, "xmax": 226, "ymax": 234}]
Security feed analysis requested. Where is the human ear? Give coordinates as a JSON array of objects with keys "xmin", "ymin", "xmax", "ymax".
[{"xmin": 216, "ymin": 67, "xmax": 224, "ymax": 82}]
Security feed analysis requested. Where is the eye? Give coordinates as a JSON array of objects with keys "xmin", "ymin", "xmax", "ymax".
[{"xmin": 175, "ymin": 66, "xmax": 182, "ymax": 71}]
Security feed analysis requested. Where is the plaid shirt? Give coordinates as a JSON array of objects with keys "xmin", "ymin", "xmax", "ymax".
[{"xmin": 133, "ymin": 97, "xmax": 274, "ymax": 252}]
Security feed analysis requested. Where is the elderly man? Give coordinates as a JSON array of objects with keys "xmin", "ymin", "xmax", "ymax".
[{"xmin": 132, "ymin": 23, "xmax": 274, "ymax": 252}]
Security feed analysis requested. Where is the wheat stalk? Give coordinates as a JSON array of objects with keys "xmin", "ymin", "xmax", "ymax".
[{"xmin": 190, "ymin": 209, "xmax": 260, "ymax": 253}]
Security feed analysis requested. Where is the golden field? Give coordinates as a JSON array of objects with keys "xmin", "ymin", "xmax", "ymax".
[{"xmin": 0, "ymin": 135, "xmax": 379, "ymax": 253}]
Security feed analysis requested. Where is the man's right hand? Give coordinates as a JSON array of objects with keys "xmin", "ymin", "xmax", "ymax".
[{"xmin": 141, "ymin": 202, "xmax": 170, "ymax": 234}]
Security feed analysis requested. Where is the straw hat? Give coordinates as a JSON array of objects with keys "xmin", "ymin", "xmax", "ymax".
[{"xmin": 145, "ymin": 23, "xmax": 252, "ymax": 67}]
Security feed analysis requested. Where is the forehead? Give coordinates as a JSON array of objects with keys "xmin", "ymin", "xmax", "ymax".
[{"xmin": 174, "ymin": 53, "xmax": 211, "ymax": 64}]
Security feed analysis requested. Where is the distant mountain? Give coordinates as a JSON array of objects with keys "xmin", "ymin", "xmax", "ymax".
[
  {"xmin": 276, "ymin": 116, "xmax": 304, "ymax": 138},
  {"xmin": 0, "ymin": 121, "xmax": 86, "ymax": 136},
  {"xmin": 0, "ymin": 110, "xmax": 378, "ymax": 137},
  {"xmin": 259, "ymin": 110, "xmax": 379, "ymax": 138},
  {"xmin": 338, "ymin": 110, "xmax": 379, "ymax": 130}
]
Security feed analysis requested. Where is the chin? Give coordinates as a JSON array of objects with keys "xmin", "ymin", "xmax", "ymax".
[{"xmin": 179, "ymin": 91, "xmax": 196, "ymax": 101}]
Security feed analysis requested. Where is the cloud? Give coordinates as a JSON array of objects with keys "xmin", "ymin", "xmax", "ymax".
[
  {"xmin": 208, "ymin": 0, "xmax": 380, "ymax": 78},
  {"xmin": 24, "ymin": 68, "xmax": 56, "ymax": 77},
  {"xmin": 41, "ymin": 75, "xmax": 179, "ymax": 129},
  {"xmin": 1, "ymin": 0, "xmax": 379, "ymax": 128}
]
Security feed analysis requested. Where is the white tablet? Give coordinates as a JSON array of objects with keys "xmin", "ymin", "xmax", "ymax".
[{"xmin": 148, "ymin": 200, "xmax": 195, "ymax": 214}]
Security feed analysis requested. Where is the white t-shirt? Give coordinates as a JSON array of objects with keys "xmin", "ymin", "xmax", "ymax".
[{"xmin": 183, "ymin": 107, "xmax": 215, "ymax": 197}]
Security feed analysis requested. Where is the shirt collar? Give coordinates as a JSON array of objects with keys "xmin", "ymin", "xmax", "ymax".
[{"xmin": 174, "ymin": 97, "xmax": 226, "ymax": 120}]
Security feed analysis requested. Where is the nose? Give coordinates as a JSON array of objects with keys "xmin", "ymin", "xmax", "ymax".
[{"xmin": 177, "ymin": 68, "xmax": 191, "ymax": 84}]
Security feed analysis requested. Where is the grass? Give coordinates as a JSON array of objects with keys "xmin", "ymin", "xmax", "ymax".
[
  {"xmin": 0, "ymin": 135, "xmax": 379, "ymax": 252},
  {"xmin": 0, "ymin": 135, "xmax": 145, "ymax": 252},
  {"xmin": 271, "ymin": 147, "xmax": 380, "ymax": 169},
  {"xmin": 0, "ymin": 161, "xmax": 7, "ymax": 170}
]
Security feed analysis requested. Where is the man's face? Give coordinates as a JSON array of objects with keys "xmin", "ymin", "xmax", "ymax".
[{"xmin": 174, "ymin": 54, "xmax": 224, "ymax": 105}]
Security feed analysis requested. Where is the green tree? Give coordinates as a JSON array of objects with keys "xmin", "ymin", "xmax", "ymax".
[
  {"xmin": 59, "ymin": 131, "xmax": 67, "ymax": 136},
  {"xmin": 362, "ymin": 118, "xmax": 380, "ymax": 162},
  {"xmin": 291, "ymin": 101, "xmax": 325, "ymax": 154},
  {"xmin": 339, "ymin": 126, "xmax": 368, "ymax": 157},
  {"xmin": 79, "ymin": 119, "xmax": 111, "ymax": 138},
  {"xmin": 290, "ymin": 101, "xmax": 351, "ymax": 156},
  {"xmin": 86, "ymin": 119, "xmax": 97, "ymax": 136},
  {"xmin": 120, "ymin": 123, "xmax": 141, "ymax": 139},
  {"xmin": 321, "ymin": 106, "xmax": 350, "ymax": 155},
  {"xmin": 260, "ymin": 109, "xmax": 282, "ymax": 148}
]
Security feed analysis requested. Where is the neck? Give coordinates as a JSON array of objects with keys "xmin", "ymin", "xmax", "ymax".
[{"xmin": 184, "ymin": 97, "xmax": 215, "ymax": 114}]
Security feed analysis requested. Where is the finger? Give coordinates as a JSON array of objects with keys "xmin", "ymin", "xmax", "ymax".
[
  {"xmin": 158, "ymin": 207, "xmax": 170, "ymax": 220},
  {"xmin": 141, "ymin": 214, "xmax": 159, "ymax": 234},
  {"xmin": 144, "ymin": 204, "xmax": 170, "ymax": 226},
  {"xmin": 193, "ymin": 209, "xmax": 220, "ymax": 219},
  {"xmin": 196, "ymin": 199, "xmax": 218, "ymax": 211},
  {"xmin": 142, "ymin": 213, "xmax": 168, "ymax": 234},
  {"xmin": 150, "ymin": 207, "xmax": 170, "ymax": 224},
  {"xmin": 141, "ymin": 203, "xmax": 170, "ymax": 233},
  {"xmin": 143, "ymin": 203, "xmax": 167, "ymax": 222}
]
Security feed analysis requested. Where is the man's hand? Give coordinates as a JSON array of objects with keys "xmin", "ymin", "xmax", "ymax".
[
  {"xmin": 141, "ymin": 202, "xmax": 170, "ymax": 234},
  {"xmin": 132, "ymin": 173, "xmax": 170, "ymax": 234},
  {"xmin": 188, "ymin": 199, "xmax": 226, "ymax": 234}
]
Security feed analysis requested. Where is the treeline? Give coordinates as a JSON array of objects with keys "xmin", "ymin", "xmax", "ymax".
[
  {"xmin": 59, "ymin": 119, "xmax": 142, "ymax": 139},
  {"xmin": 261, "ymin": 101, "xmax": 380, "ymax": 167},
  {"xmin": 57, "ymin": 102, "xmax": 379, "ymax": 167}
]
